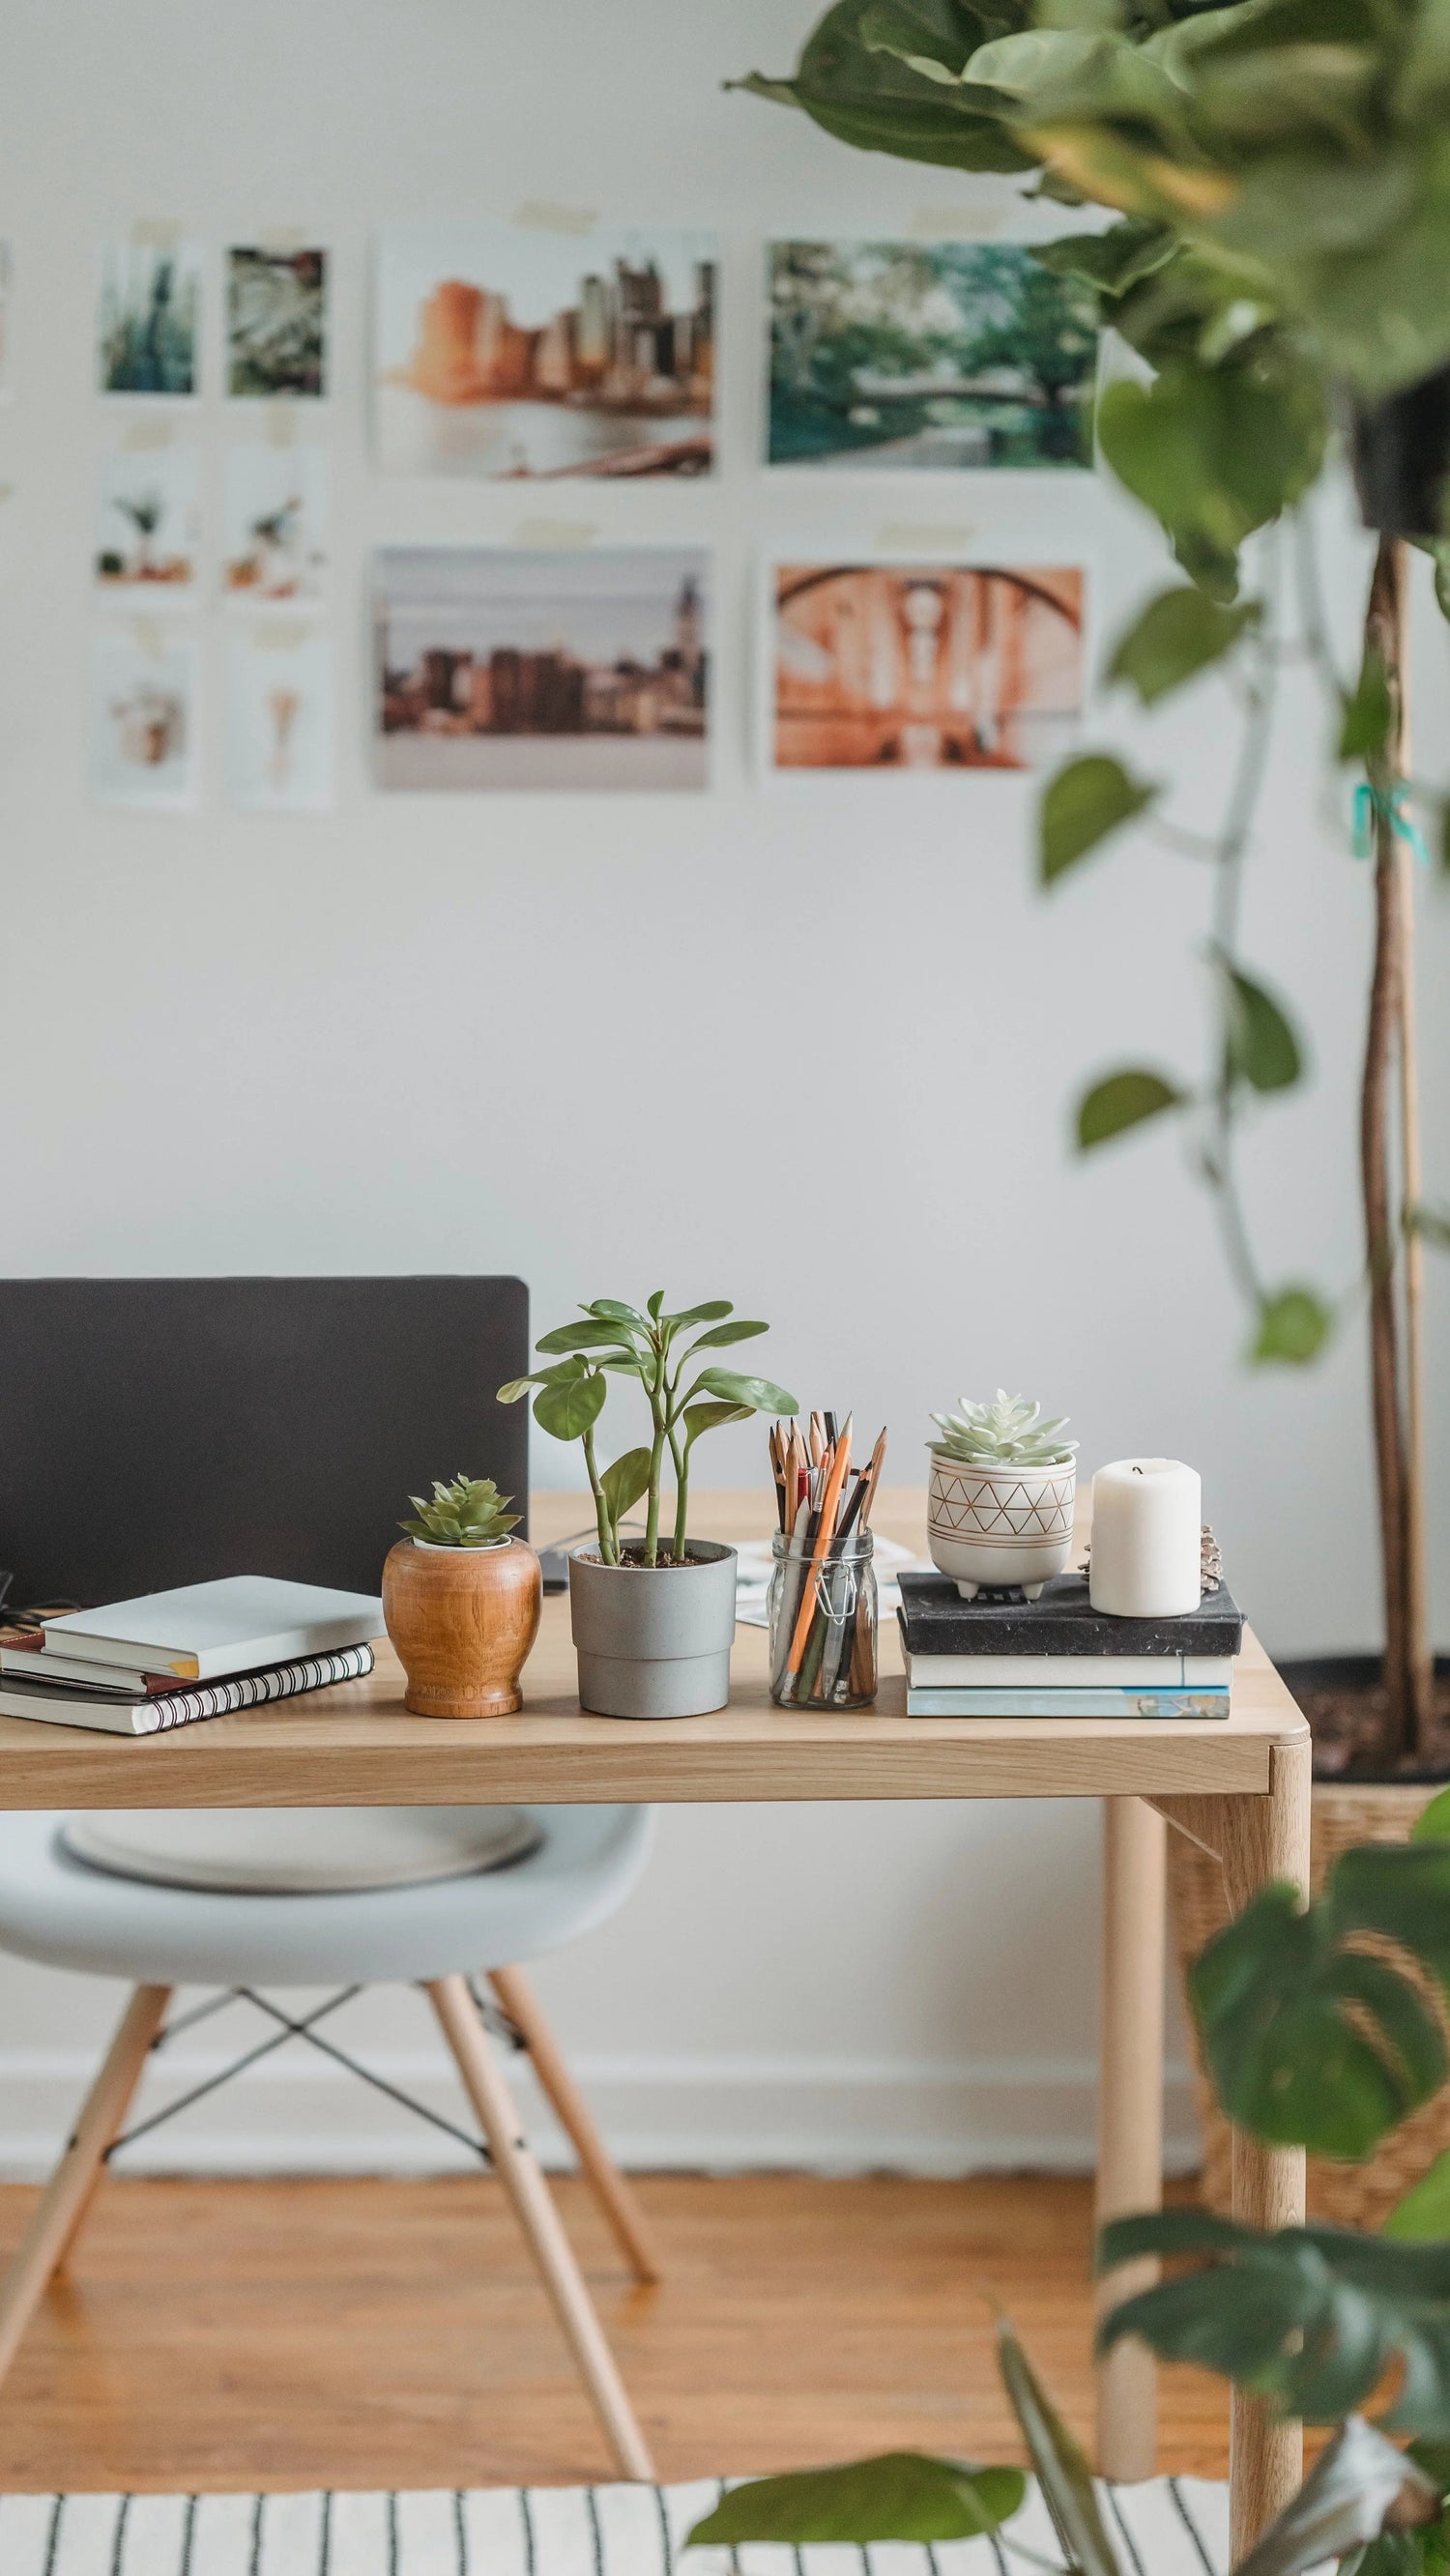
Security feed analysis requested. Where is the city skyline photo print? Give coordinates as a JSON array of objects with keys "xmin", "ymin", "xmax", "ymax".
[
  {"xmin": 374, "ymin": 222, "xmax": 716, "ymax": 478},
  {"xmin": 375, "ymin": 545, "xmax": 710, "ymax": 791}
]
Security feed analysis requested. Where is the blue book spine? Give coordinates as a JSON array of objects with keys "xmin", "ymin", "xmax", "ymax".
[{"xmin": 905, "ymin": 1686, "xmax": 1232, "ymax": 1719}]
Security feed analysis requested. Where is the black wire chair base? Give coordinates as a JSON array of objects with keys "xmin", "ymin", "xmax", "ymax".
[{"xmin": 105, "ymin": 1979, "xmax": 528, "ymax": 2169}]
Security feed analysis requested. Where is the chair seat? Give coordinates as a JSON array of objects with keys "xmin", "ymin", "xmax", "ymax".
[
  {"xmin": 60, "ymin": 1806, "xmax": 541, "ymax": 1895},
  {"xmin": 0, "ymin": 1806, "xmax": 653, "ymax": 1985}
]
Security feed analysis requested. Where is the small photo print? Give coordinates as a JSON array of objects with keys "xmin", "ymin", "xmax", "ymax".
[
  {"xmin": 374, "ymin": 222, "xmax": 715, "ymax": 478},
  {"xmin": 92, "ymin": 631, "xmax": 200, "ymax": 808},
  {"xmin": 221, "ymin": 445, "xmax": 329, "ymax": 601},
  {"xmin": 226, "ymin": 246, "xmax": 328, "ymax": 398},
  {"xmin": 226, "ymin": 623, "xmax": 333, "ymax": 812},
  {"xmin": 94, "ymin": 446, "xmax": 201, "ymax": 596},
  {"xmin": 375, "ymin": 544, "xmax": 709, "ymax": 791},
  {"xmin": 770, "ymin": 562, "xmax": 1085, "ymax": 772},
  {"xmin": 767, "ymin": 241, "xmax": 1097, "ymax": 470},
  {"xmin": 98, "ymin": 240, "xmax": 202, "ymax": 396}
]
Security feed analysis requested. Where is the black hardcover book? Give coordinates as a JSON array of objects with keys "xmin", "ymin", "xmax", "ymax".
[{"xmin": 897, "ymin": 1570, "xmax": 1243, "ymax": 1659}]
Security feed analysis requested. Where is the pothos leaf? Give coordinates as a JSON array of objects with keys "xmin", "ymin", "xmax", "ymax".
[{"xmin": 1076, "ymin": 1067, "xmax": 1185, "ymax": 1148}]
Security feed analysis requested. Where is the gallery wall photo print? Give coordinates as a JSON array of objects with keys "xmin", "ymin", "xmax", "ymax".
[
  {"xmin": 766, "ymin": 561, "xmax": 1087, "ymax": 775},
  {"xmin": 226, "ymin": 246, "xmax": 328, "ymax": 399},
  {"xmin": 98, "ymin": 238, "xmax": 203, "ymax": 397},
  {"xmin": 94, "ymin": 442, "xmax": 201, "ymax": 598},
  {"xmin": 766, "ymin": 241, "xmax": 1098, "ymax": 472},
  {"xmin": 373, "ymin": 221, "xmax": 716, "ymax": 479},
  {"xmin": 374, "ymin": 546, "xmax": 710, "ymax": 792},
  {"xmin": 91, "ymin": 629, "xmax": 201, "ymax": 810}
]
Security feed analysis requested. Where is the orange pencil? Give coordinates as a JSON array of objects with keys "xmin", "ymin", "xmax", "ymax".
[{"xmin": 786, "ymin": 1422, "xmax": 852, "ymax": 1676}]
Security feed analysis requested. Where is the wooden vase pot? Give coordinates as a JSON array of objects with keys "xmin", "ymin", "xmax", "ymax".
[{"xmin": 382, "ymin": 1536, "xmax": 541, "ymax": 1718}]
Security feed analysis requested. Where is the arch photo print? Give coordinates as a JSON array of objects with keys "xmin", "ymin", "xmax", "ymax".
[{"xmin": 769, "ymin": 562, "xmax": 1085, "ymax": 773}]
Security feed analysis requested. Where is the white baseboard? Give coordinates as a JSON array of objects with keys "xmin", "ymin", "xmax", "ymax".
[{"xmin": 0, "ymin": 2042, "xmax": 1203, "ymax": 2181}]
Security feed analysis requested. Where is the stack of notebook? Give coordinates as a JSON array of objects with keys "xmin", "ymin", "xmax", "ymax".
[
  {"xmin": 0, "ymin": 1577, "xmax": 384, "ymax": 1736},
  {"xmin": 897, "ymin": 1569, "xmax": 1242, "ymax": 1719}
]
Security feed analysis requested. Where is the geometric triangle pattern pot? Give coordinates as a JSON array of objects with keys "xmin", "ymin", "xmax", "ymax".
[{"xmin": 927, "ymin": 1454, "xmax": 1076, "ymax": 1599}]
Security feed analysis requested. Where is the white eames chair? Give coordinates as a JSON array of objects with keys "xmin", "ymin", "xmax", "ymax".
[{"xmin": 0, "ymin": 1803, "xmax": 658, "ymax": 2479}]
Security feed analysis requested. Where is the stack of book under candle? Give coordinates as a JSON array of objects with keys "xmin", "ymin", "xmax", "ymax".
[
  {"xmin": 896, "ymin": 1566, "xmax": 1242, "ymax": 1719},
  {"xmin": 0, "ymin": 1576, "xmax": 383, "ymax": 1736}
]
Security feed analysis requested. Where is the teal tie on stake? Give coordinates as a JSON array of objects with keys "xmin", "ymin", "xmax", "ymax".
[{"xmin": 1352, "ymin": 778, "xmax": 1430, "ymax": 863}]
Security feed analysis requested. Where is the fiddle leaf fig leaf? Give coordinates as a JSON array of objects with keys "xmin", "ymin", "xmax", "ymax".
[
  {"xmin": 1076, "ymin": 1068, "xmax": 1185, "ymax": 1149},
  {"xmin": 598, "ymin": 1446, "xmax": 652, "ymax": 1525},
  {"xmin": 536, "ymin": 1318, "xmax": 638, "ymax": 1355},
  {"xmin": 1252, "ymin": 1286, "xmax": 1333, "ymax": 1364},
  {"xmin": 1040, "ymin": 753, "xmax": 1157, "ymax": 880},
  {"xmin": 682, "ymin": 1400, "xmax": 755, "ymax": 1444},
  {"xmin": 687, "ymin": 2452, "xmax": 1027, "ymax": 2548},
  {"xmin": 686, "ymin": 1317, "xmax": 768, "ymax": 1351},
  {"xmin": 532, "ymin": 1370, "xmax": 607, "ymax": 1443},
  {"xmin": 1221, "ymin": 960, "xmax": 1304, "ymax": 1093},
  {"xmin": 693, "ymin": 1368, "xmax": 799, "ymax": 1414},
  {"xmin": 1109, "ymin": 585, "xmax": 1261, "ymax": 707}
]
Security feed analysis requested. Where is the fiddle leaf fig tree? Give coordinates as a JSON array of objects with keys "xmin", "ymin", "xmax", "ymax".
[
  {"xmin": 737, "ymin": 0, "xmax": 1450, "ymax": 1760},
  {"xmin": 498, "ymin": 1294, "xmax": 797, "ymax": 1569}
]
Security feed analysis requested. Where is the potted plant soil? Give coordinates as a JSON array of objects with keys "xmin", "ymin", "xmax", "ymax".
[
  {"xmin": 926, "ymin": 1391, "xmax": 1077, "ymax": 1601},
  {"xmin": 500, "ymin": 1292, "xmax": 797, "ymax": 1718},
  {"xmin": 382, "ymin": 1475, "xmax": 540, "ymax": 1719},
  {"xmin": 738, "ymin": 0, "xmax": 1450, "ymax": 2227}
]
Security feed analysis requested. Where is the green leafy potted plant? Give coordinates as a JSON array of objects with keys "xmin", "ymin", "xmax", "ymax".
[
  {"xmin": 927, "ymin": 1390, "xmax": 1077, "ymax": 1599},
  {"xmin": 381, "ymin": 1474, "xmax": 540, "ymax": 1720},
  {"xmin": 499, "ymin": 1294, "xmax": 797, "ymax": 1719},
  {"xmin": 688, "ymin": 1791, "xmax": 1450, "ymax": 2569},
  {"xmin": 738, "ymin": 0, "xmax": 1450, "ymax": 2218}
]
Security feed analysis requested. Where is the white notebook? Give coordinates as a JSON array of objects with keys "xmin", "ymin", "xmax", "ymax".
[{"xmin": 40, "ymin": 1577, "xmax": 385, "ymax": 1682}]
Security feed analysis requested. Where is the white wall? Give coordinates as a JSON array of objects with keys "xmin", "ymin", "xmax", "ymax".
[{"xmin": 0, "ymin": 0, "xmax": 1446, "ymax": 2179}]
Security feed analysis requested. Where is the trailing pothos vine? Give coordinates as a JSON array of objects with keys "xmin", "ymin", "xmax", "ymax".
[{"xmin": 737, "ymin": 0, "xmax": 1450, "ymax": 1759}]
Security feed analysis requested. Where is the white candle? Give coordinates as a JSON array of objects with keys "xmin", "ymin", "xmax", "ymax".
[{"xmin": 1089, "ymin": 1459, "xmax": 1202, "ymax": 1617}]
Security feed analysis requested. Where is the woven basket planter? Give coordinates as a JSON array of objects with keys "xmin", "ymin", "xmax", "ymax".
[{"xmin": 1168, "ymin": 1778, "xmax": 1450, "ymax": 2229}]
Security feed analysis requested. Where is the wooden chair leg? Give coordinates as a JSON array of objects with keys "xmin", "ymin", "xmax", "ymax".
[
  {"xmin": 487, "ymin": 1965, "xmax": 660, "ymax": 2285},
  {"xmin": 1095, "ymin": 1797, "xmax": 1166, "ymax": 2483},
  {"xmin": 426, "ymin": 1974, "xmax": 655, "ymax": 2482},
  {"xmin": 0, "ymin": 1983, "xmax": 171, "ymax": 2388}
]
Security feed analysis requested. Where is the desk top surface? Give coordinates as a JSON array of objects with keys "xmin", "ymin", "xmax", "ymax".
[{"xmin": 0, "ymin": 1491, "xmax": 1307, "ymax": 1809}]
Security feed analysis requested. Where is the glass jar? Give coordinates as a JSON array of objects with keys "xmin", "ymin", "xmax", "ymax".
[{"xmin": 768, "ymin": 1526, "xmax": 877, "ymax": 1708}]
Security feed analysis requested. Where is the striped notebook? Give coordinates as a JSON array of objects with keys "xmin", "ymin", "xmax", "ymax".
[{"xmin": 0, "ymin": 1642, "xmax": 374, "ymax": 1736}]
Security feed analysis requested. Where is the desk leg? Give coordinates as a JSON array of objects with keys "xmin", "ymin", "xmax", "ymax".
[
  {"xmin": 1095, "ymin": 1796, "xmax": 1166, "ymax": 2483},
  {"xmin": 1221, "ymin": 1742, "xmax": 1313, "ymax": 2561}
]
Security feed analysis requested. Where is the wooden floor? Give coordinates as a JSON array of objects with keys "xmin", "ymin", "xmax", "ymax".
[{"xmin": 0, "ymin": 2172, "xmax": 1227, "ymax": 2493}]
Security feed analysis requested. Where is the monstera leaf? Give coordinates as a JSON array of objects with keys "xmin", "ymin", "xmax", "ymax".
[{"xmin": 1098, "ymin": 2210, "xmax": 1450, "ymax": 2436}]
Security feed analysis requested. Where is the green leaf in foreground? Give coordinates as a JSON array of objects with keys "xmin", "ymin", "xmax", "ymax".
[
  {"xmin": 1040, "ymin": 752, "xmax": 1157, "ymax": 881},
  {"xmin": 532, "ymin": 1369, "xmax": 607, "ymax": 1442},
  {"xmin": 1098, "ymin": 2210, "xmax": 1450, "ymax": 2434},
  {"xmin": 996, "ymin": 2317, "xmax": 1123, "ymax": 2576},
  {"xmin": 1188, "ymin": 1874, "xmax": 1446, "ymax": 2156},
  {"xmin": 1252, "ymin": 1286, "xmax": 1333, "ymax": 1364},
  {"xmin": 692, "ymin": 1367, "xmax": 798, "ymax": 1414},
  {"xmin": 1222, "ymin": 960, "xmax": 1303, "ymax": 1093},
  {"xmin": 1109, "ymin": 585, "xmax": 1261, "ymax": 708},
  {"xmin": 685, "ymin": 2452, "xmax": 1026, "ymax": 2548},
  {"xmin": 1232, "ymin": 2417, "xmax": 1439, "ymax": 2576},
  {"xmin": 1383, "ymin": 2149, "xmax": 1450, "ymax": 2243},
  {"xmin": 1077, "ymin": 1067, "xmax": 1184, "ymax": 1150}
]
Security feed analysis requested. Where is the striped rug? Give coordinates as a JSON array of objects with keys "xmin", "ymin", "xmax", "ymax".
[{"xmin": 0, "ymin": 2475, "xmax": 1228, "ymax": 2574}]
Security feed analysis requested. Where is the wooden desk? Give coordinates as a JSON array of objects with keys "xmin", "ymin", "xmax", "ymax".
[{"xmin": 0, "ymin": 1490, "xmax": 1309, "ymax": 2546}]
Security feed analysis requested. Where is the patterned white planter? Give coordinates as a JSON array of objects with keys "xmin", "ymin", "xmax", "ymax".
[{"xmin": 926, "ymin": 1451, "xmax": 1077, "ymax": 1599}]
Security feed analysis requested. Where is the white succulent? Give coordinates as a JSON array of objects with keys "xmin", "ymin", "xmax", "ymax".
[{"xmin": 929, "ymin": 1389, "xmax": 1077, "ymax": 1467}]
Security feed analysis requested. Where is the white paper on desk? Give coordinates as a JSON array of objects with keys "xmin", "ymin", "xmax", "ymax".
[{"xmin": 733, "ymin": 1533, "xmax": 920, "ymax": 1629}]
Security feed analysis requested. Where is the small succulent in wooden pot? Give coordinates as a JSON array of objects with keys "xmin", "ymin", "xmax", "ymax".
[{"xmin": 383, "ymin": 1474, "xmax": 540, "ymax": 1718}]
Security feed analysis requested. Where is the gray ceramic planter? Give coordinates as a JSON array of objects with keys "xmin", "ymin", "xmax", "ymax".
[{"xmin": 568, "ymin": 1540, "xmax": 737, "ymax": 1718}]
